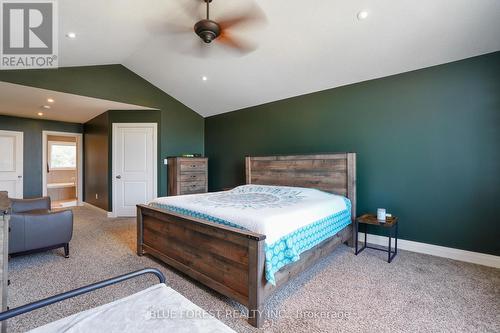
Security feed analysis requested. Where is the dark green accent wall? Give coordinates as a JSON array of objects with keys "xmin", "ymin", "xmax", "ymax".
[
  {"xmin": 0, "ymin": 115, "xmax": 82, "ymax": 198},
  {"xmin": 205, "ymin": 52, "xmax": 500, "ymax": 256},
  {"xmin": 0, "ymin": 64, "xmax": 204, "ymax": 207},
  {"xmin": 83, "ymin": 110, "xmax": 162, "ymax": 211}
]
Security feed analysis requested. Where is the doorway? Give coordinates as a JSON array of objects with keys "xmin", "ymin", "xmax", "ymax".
[
  {"xmin": 42, "ymin": 131, "xmax": 83, "ymax": 209},
  {"xmin": 0, "ymin": 130, "xmax": 23, "ymax": 198},
  {"xmin": 111, "ymin": 123, "xmax": 157, "ymax": 217}
]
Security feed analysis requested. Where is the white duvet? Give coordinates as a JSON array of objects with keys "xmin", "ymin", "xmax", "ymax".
[
  {"xmin": 28, "ymin": 284, "xmax": 236, "ymax": 333},
  {"xmin": 150, "ymin": 184, "xmax": 349, "ymax": 244}
]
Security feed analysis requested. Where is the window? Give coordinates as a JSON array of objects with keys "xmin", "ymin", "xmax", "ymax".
[{"xmin": 48, "ymin": 141, "xmax": 76, "ymax": 170}]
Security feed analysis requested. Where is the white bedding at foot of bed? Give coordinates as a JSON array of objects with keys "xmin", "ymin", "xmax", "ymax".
[{"xmin": 28, "ymin": 284, "xmax": 236, "ymax": 333}]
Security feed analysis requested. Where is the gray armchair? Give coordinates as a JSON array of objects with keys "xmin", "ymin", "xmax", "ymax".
[{"xmin": 8, "ymin": 197, "xmax": 73, "ymax": 258}]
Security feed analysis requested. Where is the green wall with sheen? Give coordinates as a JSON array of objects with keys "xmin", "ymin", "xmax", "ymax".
[
  {"xmin": 205, "ymin": 52, "xmax": 500, "ymax": 256},
  {"xmin": 82, "ymin": 109, "xmax": 162, "ymax": 211},
  {"xmin": 0, "ymin": 115, "xmax": 82, "ymax": 198},
  {"xmin": 0, "ymin": 65, "xmax": 204, "ymax": 202}
]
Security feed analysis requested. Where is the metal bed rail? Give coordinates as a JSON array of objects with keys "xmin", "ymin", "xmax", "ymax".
[{"xmin": 0, "ymin": 268, "xmax": 166, "ymax": 322}]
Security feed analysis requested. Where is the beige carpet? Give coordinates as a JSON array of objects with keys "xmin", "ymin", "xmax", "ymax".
[{"xmin": 6, "ymin": 205, "xmax": 500, "ymax": 332}]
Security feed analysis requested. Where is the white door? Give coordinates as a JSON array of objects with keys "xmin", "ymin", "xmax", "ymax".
[
  {"xmin": 0, "ymin": 130, "xmax": 23, "ymax": 198},
  {"xmin": 113, "ymin": 123, "xmax": 157, "ymax": 217}
]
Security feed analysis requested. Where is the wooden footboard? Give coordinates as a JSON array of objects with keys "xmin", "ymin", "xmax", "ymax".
[
  {"xmin": 137, "ymin": 153, "xmax": 356, "ymax": 328},
  {"xmin": 137, "ymin": 204, "xmax": 267, "ymax": 324},
  {"xmin": 138, "ymin": 204, "xmax": 353, "ymax": 328}
]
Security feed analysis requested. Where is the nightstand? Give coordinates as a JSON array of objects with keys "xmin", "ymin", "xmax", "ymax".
[{"xmin": 355, "ymin": 214, "xmax": 398, "ymax": 263}]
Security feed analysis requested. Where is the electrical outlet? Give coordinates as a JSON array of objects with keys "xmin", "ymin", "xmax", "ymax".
[{"xmin": 95, "ymin": 193, "xmax": 99, "ymax": 200}]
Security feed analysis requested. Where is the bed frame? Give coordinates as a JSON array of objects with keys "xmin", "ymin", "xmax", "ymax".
[
  {"xmin": 137, "ymin": 153, "xmax": 356, "ymax": 328},
  {"xmin": 0, "ymin": 268, "xmax": 165, "ymax": 322}
]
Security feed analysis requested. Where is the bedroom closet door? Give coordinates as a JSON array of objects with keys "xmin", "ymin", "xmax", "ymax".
[
  {"xmin": 112, "ymin": 123, "xmax": 157, "ymax": 217},
  {"xmin": 0, "ymin": 130, "xmax": 23, "ymax": 198}
]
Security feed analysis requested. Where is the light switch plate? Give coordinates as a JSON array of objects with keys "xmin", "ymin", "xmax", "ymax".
[{"xmin": 164, "ymin": 159, "xmax": 168, "ymax": 165}]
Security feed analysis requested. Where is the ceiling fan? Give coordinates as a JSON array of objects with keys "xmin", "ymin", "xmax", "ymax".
[{"xmin": 169, "ymin": 0, "xmax": 267, "ymax": 54}]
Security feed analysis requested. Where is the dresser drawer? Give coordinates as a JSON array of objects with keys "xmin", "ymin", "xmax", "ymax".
[
  {"xmin": 180, "ymin": 173, "xmax": 206, "ymax": 182},
  {"xmin": 180, "ymin": 160, "xmax": 207, "ymax": 173},
  {"xmin": 180, "ymin": 182, "xmax": 206, "ymax": 194},
  {"xmin": 168, "ymin": 157, "xmax": 208, "ymax": 196}
]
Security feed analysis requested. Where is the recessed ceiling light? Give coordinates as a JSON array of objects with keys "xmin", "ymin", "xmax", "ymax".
[
  {"xmin": 357, "ymin": 11, "xmax": 369, "ymax": 20},
  {"xmin": 42, "ymin": 105, "xmax": 51, "ymax": 109},
  {"xmin": 202, "ymin": 76, "xmax": 208, "ymax": 81},
  {"xmin": 37, "ymin": 112, "xmax": 44, "ymax": 116},
  {"xmin": 66, "ymin": 32, "xmax": 76, "ymax": 39},
  {"xmin": 47, "ymin": 98, "xmax": 54, "ymax": 103}
]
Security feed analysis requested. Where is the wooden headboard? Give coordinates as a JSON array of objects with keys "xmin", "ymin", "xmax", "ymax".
[{"xmin": 245, "ymin": 153, "xmax": 356, "ymax": 218}]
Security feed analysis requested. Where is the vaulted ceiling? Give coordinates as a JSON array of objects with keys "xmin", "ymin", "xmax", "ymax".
[
  {"xmin": 58, "ymin": 0, "xmax": 500, "ymax": 117},
  {"xmin": 0, "ymin": 82, "xmax": 153, "ymax": 123}
]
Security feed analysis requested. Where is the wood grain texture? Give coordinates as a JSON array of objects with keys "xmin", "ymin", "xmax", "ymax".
[
  {"xmin": 137, "ymin": 204, "xmax": 264, "ymax": 306},
  {"xmin": 346, "ymin": 153, "xmax": 357, "ymax": 246},
  {"xmin": 47, "ymin": 186, "xmax": 77, "ymax": 201},
  {"xmin": 0, "ymin": 192, "xmax": 9, "ymax": 212},
  {"xmin": 263, "ymin": 225, "xmax": 353, "ymax": 299},
  {"xmin": 245, "ymin": 153, "xmax": 355, "ymax": 200},
  {"xmin": 168, "ymin": 157, "xmax": 208, "ymax": 196},
  {"xmin": 356, "ymin": 214, "xmax": 398, "ymax": 227},
  {"xmin": 139, "ymin": 153, "xmax": 356, "ymax": 328},
  {"xmin": 248, "ymin": 238, "xmax": 265, "ymax": 327}
]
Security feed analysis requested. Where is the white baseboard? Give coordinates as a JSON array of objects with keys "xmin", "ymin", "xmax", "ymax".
[
  {"xmin": 82, "ymin": 202, "xmax": 120, "ymax": 218},
  {"xmin": 360, "ymin": 232, "xmax": 500, "ymax": 269}
]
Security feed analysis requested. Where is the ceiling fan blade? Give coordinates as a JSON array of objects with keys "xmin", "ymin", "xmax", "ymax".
[
  {"xmin": 175, "ymin": 38, "xmax": 211, "ymax": 58},
  {"xmin": 194, "ymin": 39, "xmax": 210, "ymax": 57},
  {"xmin": 145, "ymin": 19, "xmax": 192, "ymax": 38},
  {"xmin": 164, "ymin": 22, "xmax": 193, "ymax": 34},
  {"xmin": 218, "ymin": 31, "xmax": 257, "ymax": 55},
  {"xmin": 217, "ymin": 2, "xmax": 267, "ymax": 30}
]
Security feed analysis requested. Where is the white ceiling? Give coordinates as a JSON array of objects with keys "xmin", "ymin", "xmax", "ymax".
[
  {"xmin": 0, "ymin": 82, "xmax": 153, "ymax": 123},
  {"xmin": 55, "ymin": 0, "xmax": 500, "ymax": 116}
]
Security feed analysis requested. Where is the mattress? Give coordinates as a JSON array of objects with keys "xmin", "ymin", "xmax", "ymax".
[
  {"xmin": 150, "ymin": 184, "xmax": 352, "ymax": 285},
  {"xmin": 28, "ymin": 284, "xmax": 236, "ymax": 333}
]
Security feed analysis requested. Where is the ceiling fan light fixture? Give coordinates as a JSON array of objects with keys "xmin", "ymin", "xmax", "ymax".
[{"xmin": 194, "ymin": 19, "xmax": 221, "ymax": 43}]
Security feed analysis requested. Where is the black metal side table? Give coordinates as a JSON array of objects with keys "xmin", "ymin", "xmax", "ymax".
[{"xmin": 355, "ymin": 214, "xmax": 398, "ymax": 263}]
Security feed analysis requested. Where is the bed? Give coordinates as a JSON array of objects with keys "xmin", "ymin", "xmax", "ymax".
[
  {"xmin": 137, "ymin": 153, "xmax": 356, "ymax": 328},
  {"xmin": 0, "ymin": 268, "xmax": 236, "ymax": 333}
]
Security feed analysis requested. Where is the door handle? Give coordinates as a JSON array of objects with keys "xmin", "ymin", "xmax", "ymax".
[
  {"xmin": 17, "ymin": 175, "xmax": 22, "ymax": 179},
  {"xmin": 116, "ymin": 175, "xmax": 122, "ymax": 179}
]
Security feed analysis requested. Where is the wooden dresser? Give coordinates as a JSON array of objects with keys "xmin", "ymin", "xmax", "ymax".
[{"xmin": 167, "ymin": 157, "xmax": 208, "ymax": 196}]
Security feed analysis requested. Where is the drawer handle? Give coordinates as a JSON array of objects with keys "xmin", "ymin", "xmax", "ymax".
[
  {"xmin": 191, "ymin": 175, "xmax": 196, "ymax": 178},
  {"xmin": 191, "ymin": 184, "xmax": 196, "ymax": 188},
  {"xmin": 191, "ymin": 165, "xmax": 196, "ymax": 168}
]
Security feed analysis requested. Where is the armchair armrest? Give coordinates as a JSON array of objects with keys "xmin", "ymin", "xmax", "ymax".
[
  {"xmin": 9, "ymin": 209, "xmax": 73, "ymax": 255},
  {"xmin": 10, "ymin": 197, "xmax": 51, "ymax": 213}
]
